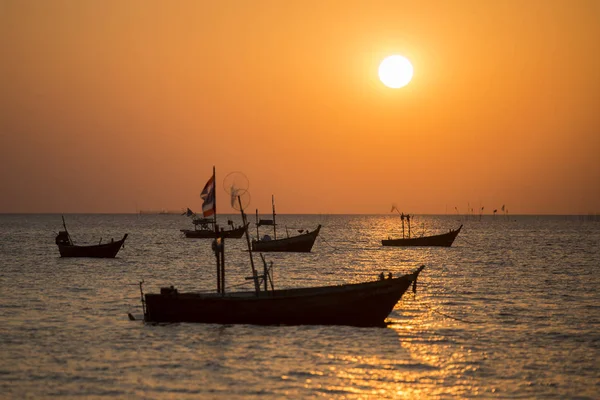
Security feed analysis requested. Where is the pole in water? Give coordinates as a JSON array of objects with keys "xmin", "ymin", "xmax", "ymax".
[
  {"xmin": 213, "ymin": 238, "xmax": 222, "ymax": 294},
  {"xmin": 220, "ymin": 236, "xmax": 225, "ymax": 295}
]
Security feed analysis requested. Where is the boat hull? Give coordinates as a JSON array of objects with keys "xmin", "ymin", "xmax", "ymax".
[
  {"xmin": 382, "ymin": 225, "xmax": 462, "ymax": 247},
  {"xmin": 144, "ymin": 267, "xmax": 423, "ymax": 327},
  {"xmin": 57, "ymin": 234, "xmax": 128, "ymax": 258},
  {"xmin": 181, "ymin": 225, "xmax": 247, "ymax": 239},
  {"xmin": 252, "ymin": 225, "xmax": 321, "ymax": 252}
]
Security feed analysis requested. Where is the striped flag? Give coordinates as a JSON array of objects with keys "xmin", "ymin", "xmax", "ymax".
[{"xmin": 200, "ymin": 175, "xmax": 215, "ymax": 217}]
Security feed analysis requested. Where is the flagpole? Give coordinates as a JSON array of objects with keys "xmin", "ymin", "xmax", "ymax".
[{"xmin": 212, "ymin": 165, "xmax": 221, "ymax": 294}]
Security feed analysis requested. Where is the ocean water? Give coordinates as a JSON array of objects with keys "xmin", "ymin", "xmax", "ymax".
[{"xmin": 0, "ymin": 213, "xmax": 599, "ymax": 399}]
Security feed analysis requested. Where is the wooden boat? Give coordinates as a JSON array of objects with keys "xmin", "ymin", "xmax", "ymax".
[
  {"xmin": 382, "ymin": 225, "xmax": 462, "ymax": 247},
  {"xmin": 143, "ymin": 266, "xmax": 424, "ymax": 327},
  {"xmin": 180, "ymin": 219, "xmax": 247, "ymax": 239},
  {"xmin": 141, "ymin": 195, "xmax": 425, "ymax": 327},
  {"xmin": 56, "ymin": 216, "xmax": 128, "ymax": 258},
  {"xmin": 251, "ymin": 195, "xmax": 321, "ymax": 252},
  {"xmin": 252, "ymin": 225, "xmax": 321, "ymax": 252},
  {"xmin": 180, "ymin": 167, "xmax": 245, "ymax": 239}
]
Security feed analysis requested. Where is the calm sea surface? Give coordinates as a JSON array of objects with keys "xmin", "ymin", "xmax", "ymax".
[{"xmin": 1, "ymin": 214, "xmax": 599, "ymax": 399}]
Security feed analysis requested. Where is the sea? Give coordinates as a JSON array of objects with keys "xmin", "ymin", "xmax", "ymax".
[{"xmin": 1, "ymin": 213, "xmax": 599, "ymax": 399}]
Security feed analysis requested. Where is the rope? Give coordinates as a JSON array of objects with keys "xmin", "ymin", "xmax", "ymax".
[
  {"xmin": 319, "ymin": 236, "xmax": 342, "ymax": 252},
  {"xmin": 456, "ymin": 236, "xmax": 476, "ymax": 246},
  {"xmin": 417, "ymin": 298, "xmax": 481, "ymax": 324}
]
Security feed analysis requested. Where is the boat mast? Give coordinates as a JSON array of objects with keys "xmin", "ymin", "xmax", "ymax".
[
  {"xmin": 239, "ymin": 196, "xmax": 260, "ymax": 294},
  {"xmin": 272, "ymin": 195, "xmax": 277, "ymax": 240},
  {"xmin": 212, "ymin": 165, "xmax": 218, "ymax": 233},
  {"xmin": 220, "ymin": 237, "xmax": 225, "ymax": 294},
  {"xmin": 214, "ymin": 237, "xmax": 222, "ymax": 294},
  {"xmin": 61, "ymin": 215, "xmax": 73, "ymax": 245},
  {"xmin": 401, "ymin": 213, "xmax": 405, "ymax": 239},
  {"xmin": 255, "ymin": 208, "xmax": 260, "ymax": 239},
  {"xmin": 211, "ymin": 166, "xmax": 223, "ymax": 294}
]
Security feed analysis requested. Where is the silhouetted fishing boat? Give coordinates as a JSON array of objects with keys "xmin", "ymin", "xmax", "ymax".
[
  {"xmin": 251, "ymin": 195, "xmax": 321, "ymax": 252},
  {"xmin": 141, "ymin": 195, "xmax": 425, "ymax": 327},
  {"xmin": 180, "ymin": 217, "xmax": 247, "ymax": 239},
  {"xmin": 382, "ymin": 206, "xmax": 462, "ymax": 247},
  {"xmin": 142, "ymin": 266, "xmax": 424, "ymax": 327},
  {"xmin": 382, "ymin": 225, "xmax": 462, "ymax": 247},
  {"xmin": 180, "ymin": 167, "xmax": 246, "ymax": 239},
  {"xmin": 55, "ymin": 216, "xmax": 128, "ymax": 258}
]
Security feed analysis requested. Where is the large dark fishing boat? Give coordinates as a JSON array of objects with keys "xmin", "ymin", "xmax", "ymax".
[
  {"xmin": 140, "ymin": 191, "xmax": 425, "ymax": 327},
  {"xmin": 382, "ymin": 207, "xmax": 462, "ymax": 247},
  {"xmin": 56, "ymin": 216, "xmax": 128, "ymax": 258},
  {"xmin": 251, "ymin": 195, "xmax": 321, "ymax": 252},
  {"xmin": 143, "ymin": 266, "xmax": 424, "ymax": 327},
  {"xmin": 180, "ymin": 167, "xmax": 246, "ymax": 239}
]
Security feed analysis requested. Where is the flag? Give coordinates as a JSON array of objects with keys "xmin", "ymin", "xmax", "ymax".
[{"xmin": 200, "ymin": 175, "xmax": 216, "ymax": 217}]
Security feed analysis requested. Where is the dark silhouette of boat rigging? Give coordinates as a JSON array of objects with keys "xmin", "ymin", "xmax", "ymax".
[{"xmin": 180, "ymin": 167, "xmax": 246, "ymax": 239}]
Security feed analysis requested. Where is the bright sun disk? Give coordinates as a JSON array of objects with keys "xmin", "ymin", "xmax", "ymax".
[{"xmin": 378, "ymin": 55, "xmax": 413, "ymax": 89}]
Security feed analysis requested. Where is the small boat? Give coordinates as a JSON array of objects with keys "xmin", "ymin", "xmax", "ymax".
[
  {"xmin": 56, "ymin": 216, "xmax": 128, "ymax": 258},
  {"xmin": 180, "ymin": 167, "xmax": 246, "ymax": 239},
  {"xmin": 251, "ymin": 195, "xmax": 321, "ymax": 252},
  {"xmin": 382, "ymin": 225, "xmax": 462, "ymax": 247},
  {"xmin": 180, "ymin": 217, "xmax": 247, "ymax": 239},
  {"xmin": 141, "ymin": 196, "xmax": 425, "ymax": 327},
  {"xmin": 382, "ymin": 207, "xmax": 462, "ymax": 247}
]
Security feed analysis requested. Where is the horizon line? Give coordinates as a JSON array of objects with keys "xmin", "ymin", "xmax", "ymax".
[{"xmin": 1, "ymin": 212, "xmax": 599, "ymax": 216}]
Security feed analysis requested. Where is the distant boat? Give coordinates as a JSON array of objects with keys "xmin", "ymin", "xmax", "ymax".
[
  {"xmin": 181, "ymin": 217, "xmax": 247, "ymax": 239},
  {"xmin": 382, "ymin": 225, "xmax": 462, "ymax": 247},
  {"xmin": 251, "ymin": 195, "xmax": 321, "ymax": 252},
  {"xmin": 141, "ymin": 194, "xmax": 425, "ymax": 327},
  {"xmin": 382, "ymin": 206, "xmax": 461, "ymax": 247},
  {"xmin": 180, "ymin": 167, "xmax": 246, "ymax": 239},
  {"xmin": 55, "ymin": 216, "xmax": 128, "ymax": 258}
]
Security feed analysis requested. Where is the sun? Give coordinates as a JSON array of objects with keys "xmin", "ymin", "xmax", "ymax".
[{"xmin": 378, "ymin": 55, "xmax": 414, "ymax": 89}]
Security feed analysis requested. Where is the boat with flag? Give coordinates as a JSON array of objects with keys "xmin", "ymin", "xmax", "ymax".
[
  {"xmin": 140, "ymin": 189, "xmax": 425, "ymax": 327},
  {"xmin": 180, "ymin": 167, "xmax": 246, "ymax": 239},
  {"xmin": 56, "ymin": 216, "xmax": 128, "ymax": 258},
  {"xmin": 251, "ymin": 195, "xmax": 321, "ymax": 252},
  {"xmin": 382, "ymin": 206, "xmax": 462, "ymax": 247}
]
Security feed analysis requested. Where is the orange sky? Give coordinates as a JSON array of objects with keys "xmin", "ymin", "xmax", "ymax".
[{"xmin": 1, "ymin": 0, "xmax": 599, "ymax": 214}]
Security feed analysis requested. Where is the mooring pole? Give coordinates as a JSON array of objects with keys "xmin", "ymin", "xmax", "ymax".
[
  {"xmin": 213, "ymin": 238, "xmax": 221, "ymax": 294},
  {"xmin": 220, "ymin": 236, "xmax": 225, "ymax": 295}
]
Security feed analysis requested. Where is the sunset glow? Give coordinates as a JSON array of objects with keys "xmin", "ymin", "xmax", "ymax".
[
  {"xmin": 378, "ymin": 55, "xmax": 414, "ymax": 88},
  {"xmin": 1, "ymin": 1, "xmax": 599, "ymax": 214}
]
